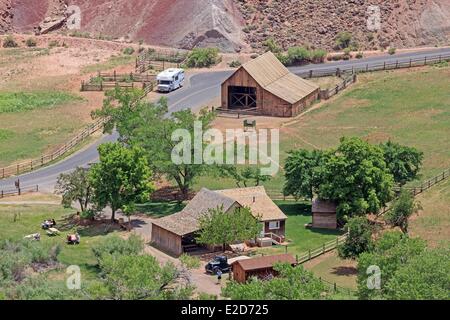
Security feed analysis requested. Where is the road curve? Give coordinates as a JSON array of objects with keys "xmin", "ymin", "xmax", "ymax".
[{"xmin": 1, "ymin": 47, "xmax": 450, "ymax": 191}]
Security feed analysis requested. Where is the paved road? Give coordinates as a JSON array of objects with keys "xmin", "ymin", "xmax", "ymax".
[{"xmin": 1, "ymin": 47, "xmax": 449, "ymax": 191}]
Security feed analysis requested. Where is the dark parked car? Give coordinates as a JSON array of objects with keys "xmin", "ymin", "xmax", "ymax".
[{"xmin": 205, "ymin": 256, "xmax": 231, "ymax": 275}]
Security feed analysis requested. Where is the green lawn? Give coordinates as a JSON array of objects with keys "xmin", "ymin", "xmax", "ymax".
[
  {"xmin": 0, "ymin": 204, "xmax": 120, "ymax": 280},
  {"xmin": 137, "ymin": 201, "xmax": 186, "ymax": 218},
  {"xmin": 257, "ymin": 201, "xmax": 344, "ymax": 257},
  {"xmin": 0, "ymin": 91, "xmax": 82, "ymax": 113}
]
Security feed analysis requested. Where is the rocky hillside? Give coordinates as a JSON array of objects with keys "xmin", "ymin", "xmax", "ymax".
[
  {"xmin": 1, "ymin": 0, "xmax": 449, "ymax": 52},
  {"xmin": 236, "ymin": 0, "xmax": 450, "ymax": 51}
]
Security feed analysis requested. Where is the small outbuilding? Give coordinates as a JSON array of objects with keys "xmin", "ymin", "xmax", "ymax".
[
  {"xmin": 311, "ymin": 199, "xmax": 338, "ymax": 229},
  {"xmin": 220, "ymin": 52, "xmax": 320, "ymax": 117},
  {"xmin": 231, "ymin": 254, "xmax": 297, "ymax": 283}
]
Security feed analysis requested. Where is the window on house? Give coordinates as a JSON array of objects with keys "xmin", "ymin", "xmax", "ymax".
[{"xmin": 268, "ymin": 221, "xmax": 280, "ymax": 230}]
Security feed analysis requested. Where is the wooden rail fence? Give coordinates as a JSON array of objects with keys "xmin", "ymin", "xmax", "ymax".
[
  {"xmin": 0, "ymin": 185, "xmax": 39, "ymax": 198},
  {"xmin": 319, "ymin": 74, "xmax": 357, "ymax": 100},
  {"xmin": 81, "ymin": 71, "xmax": 156, "ymax": 92},
  {"xmin": 297, "ymin": 52, "xmax": 450, "ymax": 79},
  {"xmin": 1, "ymin": 118, "xmax": 107, "ymax": 179},
  {"xmin": 295, "ymin": 233, "xmax": 349, "ymax": 264}
]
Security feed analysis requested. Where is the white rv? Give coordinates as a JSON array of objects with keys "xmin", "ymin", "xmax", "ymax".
[{"xmin": 156, "ymin": 68, "xmax": 185, "ymax": 93}]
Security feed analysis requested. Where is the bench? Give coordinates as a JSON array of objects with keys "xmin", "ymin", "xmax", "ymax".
[{"xmin": 243, "ymin": 120, "xmax": 256, "ymax": 131}]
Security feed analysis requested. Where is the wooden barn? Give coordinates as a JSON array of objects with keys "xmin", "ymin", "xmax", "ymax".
[
  {"xmin": 311, "ymin": 199, "xmax": 338, "ymax": 229},
  {"xmin": 231, "ymin": 254, "xmax": 297, "ymax": 283},
  {"xmin": 151, "ymin": 187, "xmax": 288, "ymax": 257},
  {"xmin": 220, "ymin": 52, "xmax": 320, "ymax": 117}
]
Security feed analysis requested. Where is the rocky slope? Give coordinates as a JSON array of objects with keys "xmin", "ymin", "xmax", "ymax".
[
  {"xmin": 237, "ymin": 0, "xmax": 450, "ymax": 51},
  {"xmin": 1, "ymin": 0, "xmax": 449, "ymax": 52}
]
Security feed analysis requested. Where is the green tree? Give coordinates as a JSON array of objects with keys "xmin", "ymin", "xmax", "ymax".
[
  {"xmin": 220, "ymin": 166, "xmax": 271, "ymax": 188},
  {"xmin": 197, "ymin": 206, "xmax": 261, "ymax": 252},
  {"xmin": 185, "ymin": 48, "xmax": 220, "ymax": 68},
  {"xmin": 338, "ymin": 216, "xmax": 373, "ymax": 259},
  {"xmin": 263, "ymin": 37, "xmax": 282, "ymax": 53},
  {"xmin": 222, "ymin": 264, "xmax": 329, "ymax": 300},
  {"xmin": 283, "ymin": 149, "xmax": 325, "ymax": 201},
  {"xmin": 89, "ymin": 142, "xmax": 154, "ymax": 222},
  {"xmin": 55, "ymin": 167, "xmax": 93, "ymax": 213},
  {"xmin": 384, "ymin": 248, "xmax": 450, "ymax": 300},
  {"xmin": 385, "ymin": 189, "xmax": 422, "ymax": 234},
  {"xmin": 357, "ymin": 231, "xmax": 427, "ymax": 299},
  {"xmin": 93, "ymin": 89, "xmax": 216, "ymax": 200},
  {"xmin": 380, "ymin": 141, "xmax": 423, "ymax": 185},
  {"xmin": 318, "ymin": 137, "xmax": 394, "ymax": 218}
]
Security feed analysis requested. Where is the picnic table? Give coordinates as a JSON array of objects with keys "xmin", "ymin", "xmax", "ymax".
[
  {"xmin": 243, "ymin": 120, "xmax": 256, "ymax": 132},
  {"xmin": 47, "ymin": 228, "xmax": 60, "ymax": 236}
]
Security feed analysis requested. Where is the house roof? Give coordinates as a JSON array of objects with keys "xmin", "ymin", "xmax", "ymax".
[
  {"xmin": 312, "ymin": 199, "xmax": 337, "ymax": 213},
  {"xmin": 232, "ymin": 254, "xmax": 297, "ymax": 271},
  {"xmin": 151, "ymin": 186, "xmax": 287, "ymax": 236},
  {"xmin": 216, "ymin": 186, "xmax": 287, "ymax": 222},
  {"xmin": 240, "ymin": 52, "xmax": 319, "ymax": 104},
  {"xmin": 151, "ymin": 188, "xmax": 238, "ymax": 236}
]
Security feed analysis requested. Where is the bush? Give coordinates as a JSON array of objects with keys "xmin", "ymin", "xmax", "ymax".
[
  {"xmin": 335, "ymin": 31, "xmax": 352, "ymax": 49},
  {"xmin": 338, "ymin": 217, "xmax": 373, "ymax": 259},
  {"xmin": 228, "ymin": 60, "xmax": 242, "ymax": 68},
  {"xmin": 355, "ymin": 52, "xmax": 364, "ymax": 59},
  {"xmin": 388, "ymin": 47, "xmax": 396, "ymax": 55},
  {"xmin": 185, "ymin": 47, "xmax": 220, "ymax": 68},
  {"xmin": 48, "ymin": 40, "xmax": 60, "ymax": 48},
  {"xmin": 122, "ymin": 47, "xmax": 135, "ymax": 55},
  {"xmin": 92, "ymin": 234, "xmax": 144, "ymax": 262},
  {"xmin": 2, "ymin": 35, "xmax": 18, "ymax": 48},
  {"xmin": 310, "ymin": 49, "xmax": 327, "ymax": 63},
  {"xmin": 286, "ymin": 46, "xmax": 311, "ymax": 65},
  {"xmin": 263, "ymin": 37, "xmax": 282, "ymax": 53},
  {"xmin": 25, "ymin": 38, "xmax": 37, "ymax": 47}
]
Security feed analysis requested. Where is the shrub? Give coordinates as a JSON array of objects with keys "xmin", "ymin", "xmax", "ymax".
[
  {"xmin": 25, "ymin": 38, "xmax": 37, "ymax": 47},
  {"xmin": 229, "ymin": 60, "xmax": 242, "ymax": 68},
  {"xmin": 48, "ymin": 40, "xmax": 60, "ymax": 48},
  {"xmin": 355, "ymin": 52, "xmax": 364, "ymax": 59},
  {"xmin": 310, "ymin": 49, "xmax": 327, "ymax": 63},
  {"xmin": 92, "ymin": 234, "xmax": 144, "ymax": 263},
  {"xmin": 185, "ymin": 47, "xmax": 220, "ymax": 68},
  {"xmin": 263, "ymin": 37, "xmax": 282, "ymax": 53},
  {"xmin": 122, "ymin": 47, "xmax": 135, "ymax": 55},
  {"xmin": 335, "ymin": 31, "xmax": 352, "ymax": 49},
  {"xmin": 338, "ymin": 216, "xmax": 373, "ymax": 259},
  {"xmin": 286, "ymin": 46, "xmax": 311, "ymax": 65},
  {"xmin": 388, "ymin": 47, "xmax": 396, "ymax": 55},
  {"xmin": 2, "ymin": 35, "xmax": 18, "ymax": 48}
]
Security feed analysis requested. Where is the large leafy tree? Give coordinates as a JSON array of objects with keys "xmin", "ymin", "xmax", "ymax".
[
  {"xmin": 219, "ymin": 166, "xmax": 271, "ymax": 188},
  {"xmin": 318, "ymin": 137, "xmax": 394, "ymax": 218},
  {"xmin": 55, "ymin": 167, "xmax": 92, "ymax": 213},
  {"xmin": 357, "ymin": 231, "xmax": 427, "ymax": 299},
  {"xmin": 197, "ymin": 206, "xmax": 261, "ymax": 252},
  {"xmin": 89, "ymin": 142, "xmax": 154, "ymax": 222},
  {"xmin": 283, "ymin": 149, "xmax": 325, "ymax": 201},
  {"xmin": 385, "ymin": 189, "xmax": 422, "ymax": 234},
  {"xmin": 222, "ymin": 264, "xmax": 330, "ymax": 300},
  {"xmin": 93, "ymin": 88, "xmax": 216, "ymax": 200},
  {"xmin": 380, "ymin": 141, "xmax": 423, "ymax": 185},
  {"xmin": 90, "ymin": 235, "xmax": 193, "ymax": 300},
  {"xmin": 338, "ymin": 216, "xmax": 373, "ymax": 259}
]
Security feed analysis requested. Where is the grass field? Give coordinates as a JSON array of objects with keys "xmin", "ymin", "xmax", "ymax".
[{"xmin": 0, "ymin": 203, "xmax": 120, "ymax": 281}]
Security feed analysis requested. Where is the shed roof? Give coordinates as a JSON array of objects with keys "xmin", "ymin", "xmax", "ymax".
[
  {"xmin": 232, "ymin": 254, "xmax": 297, "ymax": 271},
  {"xmin": 240, "ymin": 52, "xmax": 319, "ymax": 104},
  {"xmin": 312, "ymin": 199, "xmax": 337, "ymax": 213}
]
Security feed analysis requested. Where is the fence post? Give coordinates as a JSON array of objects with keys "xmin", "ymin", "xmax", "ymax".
[
  {"xmin": 424, "ymin": 57, "xmax": 427, "ymax": 65},
  {"xmin": 2, "ymin": 168, "xmax": 4, "ymax": 179},
  {"xmin": 36, "ymin": 185, "xmax": 39, "ymax": 192},
  {"xmin": 308, "ymin": 250, "xmax": 311, "ymax": 261},
  {"xmin": 1, "ymin": 190, "xmax": 3, "ymax": 198},
  {"xmin": 334, "ymin": 283, "xmax": 337, "ymax": 292},
  {"xmin": 17, "ymin": 164, "xmax": 19, "ymax": 175},
  {"xmin": 409, "ymin": 59, "xmax": 412, "ymax": 67},
  {"xmin": 309, "ymin": 70, "xmax": 313, "ymax": 78},
  {"xmin": 383, "ymin": 62, "xmax": 386, "ymax": 70},
  {"xmin": 114, "ymin": 70, "xmax": 116, "ymax": 81},
  {"xmin": 30, "ymin": 160, "xmax": 33, "ymax": 171},
  {"xmin": 18, "ymin": 188, "xmax": 21, "ymax": 196},
  {"xmin": 366, "ymin": 64, "xmax": 369, "ymax": 72}
]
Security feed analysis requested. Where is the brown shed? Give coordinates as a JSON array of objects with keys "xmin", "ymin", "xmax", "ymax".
[
  {"xmin": 221, "ymin": 52, "xmax": 319, "ymax": 117},
  {"xmin": 231, "ymin": 254, "xmax": 297, "ymax": 283},
  {"xmin": 312, "ymin": 199, "xmax": 338, "ymax": 229}
]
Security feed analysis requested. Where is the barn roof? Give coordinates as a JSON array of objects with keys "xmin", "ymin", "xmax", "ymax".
[
  {"xmin": 240, "ymin": 52, "xmax": 319, "ymax": 104},
  {"xmin": 232, "ymin": 254, "xmax": 297, "ymax": 271},
  {"xmin": 151, "ymin": 187, "xmax": 287, "ymax": 236},
  {"xmin": 312, "ymin": 199, "xmax": 337, "ymax": 213}
]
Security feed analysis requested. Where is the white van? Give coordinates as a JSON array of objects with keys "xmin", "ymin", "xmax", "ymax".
[{"xmin": 156, "ymin": 68, "xmax": 185, "ymax": 93}]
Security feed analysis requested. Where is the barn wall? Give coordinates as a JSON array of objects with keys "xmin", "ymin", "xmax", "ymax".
[
  {"xmin": 221, "ymin": 67, "xmax": 263, "ymax": 111},
  {"xmin": 232, "ymin": 263, "xmax": 246, "ymax": 283},
  {"xmin": 151, "ymin": 224, "xmax": 183, "ymax": 256},
  {"xmin": 312, "ymin": 212, "xmax": 337, "ymax": 229}
]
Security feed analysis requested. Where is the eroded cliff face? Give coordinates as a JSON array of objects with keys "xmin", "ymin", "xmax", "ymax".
[
  {"xmin": 1, "ymin": 0, "xmax": 449, "ymax": 52},
  {"xmin": 237, "ymin": 0, "xmax": 450, "ymax": 51},
  {"xmin": 69, "ymin": 0, "xmax": 245, "ymax": 52}
]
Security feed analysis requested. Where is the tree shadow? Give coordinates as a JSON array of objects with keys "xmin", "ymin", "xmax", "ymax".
[
  {"xmin": 136, "ymin": 201, "xmax": 186, "ymax": 218},
  {"xmin": 275, "ymin": 201, "xmax": 312, "ymax": 217},
  {"xmin": 331, "ymin": 266, "xmax": 358, "ymax": 277}
]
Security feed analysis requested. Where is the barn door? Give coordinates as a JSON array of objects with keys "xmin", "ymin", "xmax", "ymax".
[{"xmin": 229, "ymin": 86, "xmax": 257, "ymax": 109}]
